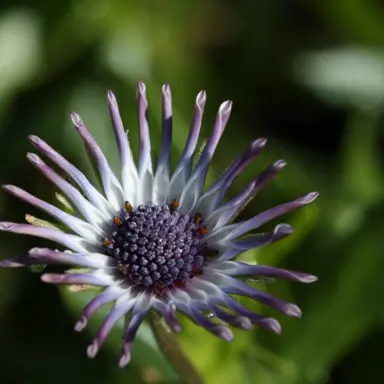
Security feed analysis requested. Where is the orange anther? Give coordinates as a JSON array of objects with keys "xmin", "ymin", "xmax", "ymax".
[
  {"xmin": 170, "ymin": 199, "xmax": 179, "ymax": 210},
  {"xmin": 194, "ymin": 213, "xmax": 202, "ymax": 224},
  {"xmin": 125, "ymin": 201, "xmax": 133, "ymax": 213},
  {"xmin": 103, "ymin": 238, "xmax": 112, "ymax": 247},
  {"xmin": 174, "ymin": 279, "xmax": 185, "ymax": 288},
  {"xmin": 199, "ymin": 226, "xmax": 207, "ymax": 235},
  {"xmin": 156, "ymin": 284, "xmax": 166, "ymax": 295},
  {"xmin": 119, "ymin": 264, "xmax": 128, "ymax": 275},
  {"xmin": 113, "ymin": 216, "xmax": 121, "ymax": 226}
]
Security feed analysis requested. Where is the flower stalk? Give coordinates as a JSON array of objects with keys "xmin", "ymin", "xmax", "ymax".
[{"xmin": 148, "ymin": 312, "xmax": 204, "ymax": 384}]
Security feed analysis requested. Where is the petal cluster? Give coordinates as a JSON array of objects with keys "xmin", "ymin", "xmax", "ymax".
[{"xmin": 0, "ymin": 82, "xmax": 318, "ymax": 366}]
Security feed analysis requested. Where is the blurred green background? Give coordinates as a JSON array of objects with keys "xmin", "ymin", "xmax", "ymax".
[{"xmin": 0, "ymin": 0, "xmax": 383, "ymax": 383}]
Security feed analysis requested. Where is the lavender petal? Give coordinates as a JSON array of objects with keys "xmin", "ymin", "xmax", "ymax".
[
  {"xmin": 71, "ymin": 112, "xmax": 124, "ymax": 211},
  {"xmin": 29, "ymin": 135, "xmax": 113, "ymax": 217},
  {"xmin": 136, "ymin": 82, "xmax": 152, "ymax": 176},
  {"xmin": 221, "ymin": 278, "xmax": 302, "ymax": 317},
  {"xmin": 27, "ymin": 153, "xmax": 110, "ymax": 229},
  {"xmin": 222, "ymin": 294, "xmax": 282, "ymax": 333},
  {"xmin": 74, "ymin": 285, "xmax": 128, "ymax": 332},
  {"xmin": 197, "ymin": 138, "xmax": 268, "ymax": 217},
  {"xmin": 0, "ymin": 222, "xmax": 90, "ymax": 253},
  {"xmin": 153, "ymin": 300, "xmax": 182, "ymax": 333},
  {"xmin": 119, "ymin": 311, "xmax": 148, "ymax": 368},
  {"xmin": 107, "ymin": 90, "xmax": 139, "ymax": 202},
  {"xmin": 3, "ymin": 185, "xmax": 103, "ymax": 242},
  {"xmin": 175, "ymin": 302, "xmax": 234, "ymax": 341},
  {"xmin": 206, "ymin": 160, "xmax": 287, "ymax": 229},
  {"xmin": 227, "ymin": 192, "xmax": 319, "ymax": 240},
  {"xmin": 87, "ymin": 298, "xmax": 136, "ymax": 358},
  {"xmin": 157, "ymin": 83, "xmax": 172, "ymax": 175},
  {"xmin": 41, "ymin": 271, "xmax": 115, "ymax": 286},
  {"xmin": 211, "ymin": 261, "xmax": 318, "ymax": 283},
  {"xmin": 209, "ymin": 304, "xmax": 252, "ymax": 330},
  {"xmin": 179, "ymin": 100, "xmax": 232, "ymax": 213},
  {"xmin": 28, "ymin": 247, "xmax": 113, "ymax": 269},
  {"xmin": 206, "ymin": 223, "xmax": 293, "ymax": 257},
  {"xmin": 169, "ymin": 90, "xmax": 206, "ymax": 199}
]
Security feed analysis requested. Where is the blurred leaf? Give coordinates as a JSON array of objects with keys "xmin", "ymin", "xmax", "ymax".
[
  {"xmin": 0, "ymin": 9, "xmax": 42, "ymax": 105},
  {"xmin": 294, "ymin": 47, "xmax": 384, "ymax": 110}
]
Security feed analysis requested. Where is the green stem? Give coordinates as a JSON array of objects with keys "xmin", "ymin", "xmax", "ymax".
[{"xmin": 148, "ymin": 312, "xmax": 205, "ymax": 384}]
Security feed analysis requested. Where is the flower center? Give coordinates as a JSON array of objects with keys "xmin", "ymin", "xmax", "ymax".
[{"xmin": 103, "ymin": 201, "xmax": 207, "ymax": 294}]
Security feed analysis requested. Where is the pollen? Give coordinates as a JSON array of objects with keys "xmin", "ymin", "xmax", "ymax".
[{"xmin": 113, "ymin": 216, "xmax": 121, "ymax": 226}]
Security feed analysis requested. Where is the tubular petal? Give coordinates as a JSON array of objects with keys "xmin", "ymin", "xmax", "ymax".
[
  {"xmin": 136, "ymin": 81, "xmax": 152, "ymax": 176},
  {"xmin": 71, "ymin": 112, "xmax": 124, "ymax": 211},
  {"xmin": 0, "ymin": 222, "xmax": 89, "ymax": 253},
  {"xmin": 119, "ymin": 311, "xmax": 148, "ymax": 368},
  {"xmin": 176, "ymin": 302, "xmax": 234, "ymax": 341},
  {"xmin": 209, "ymin": 261, "xmax": 317, "ymax": 282},
  {"xmin": 153, "ymin": 301, "xmax": 182, "ymax": 333},
  {"xmin": 205, "ymin": 160, "xmax": 287, "ymax": 229},
  {"xmin": 41, "ymin": 271, "xmax": 115, "ymax": 286},
  {"xmin": 28, "ymin": 135, "xmax": 113, "ymax": 217},
  {"xmin": 179, "ymin": 100, "xmax": 232, "ymax": 212},
  {"xmin": 3, "ymin": 185, "xmax": 103, "ymax": 242},
  {"xmin": 169, "ymin": 90, "xmax": 206, "ymax": 199},
  {"xmin": 87, "ymin": 298, "xmax": 136, "ymax": 358},
  {"xmin": 221, "ymin": 279, "xmax": 302, "ymax": 317},
  {"xmin": 26, "ymin": 153, "xmax": 109, "ymax": 229},
  {"xmin": 226, "ymin": 192, "xmax": 319, "ymax": 240},
  {"xmin": 209, "ymin": 304, "xmax": 252, "ymax": 330},
  {"xmin": 75, "ymin": 286, "xmax": 129, "ymax": 332},
  {"xmin": 29, "ymin": 248, "xmax": 113, "ymax": 268},
  {"xmin": 107, "ymin": 90, "xmax": 139, "ymax": 203}
]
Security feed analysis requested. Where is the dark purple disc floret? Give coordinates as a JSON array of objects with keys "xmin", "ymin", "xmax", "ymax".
[{"xmin": 103, "ymin": 202, "xmax": 206, "ymax": 292}]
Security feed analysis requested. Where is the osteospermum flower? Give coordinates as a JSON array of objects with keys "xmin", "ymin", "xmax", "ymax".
[{"xmin": 0, "ymin": 82, "xmax": 318, "ymax": 367}]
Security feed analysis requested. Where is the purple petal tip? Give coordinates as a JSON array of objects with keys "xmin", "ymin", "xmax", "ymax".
[
  {"xmin": 285, "ymin": 304, "xmax": 302, "ymax": 318},
  {"xmin": 70, "ymin": 112, "xmax": 82, "ymax": 126},
  {"xmin": 87, "ymin": 342, "xmax": 99, "ymax": 358},
  {"xmin": 196, "ymin": 90, "xmax": 207, "ymax": 108},
  {"xmin": 137, "ymin": 81, "xmax": 146, "ymax": 94},
  {"xmin": 27, "ymin": 153, "xmax": 42, "ymax": 165},
  {"xmin": 237, "ymin": 316, "xmax": 253, "ymax": 330},
  {"xmin": 162, "ymin": 83, "xmax": 171, "ymax": 94},
  {"xmin": 0, "ymin": 222, "xmax": 14, "ymax": 231},
  {"xmin": 274, "ymin": 159, "xmax": 287, "ymax": 169},
  {"xmin": 28, "ymin": 135, "xmax": 40, "ymax": 144},
  {"xmin": 119, "ymin": 352, "xmax": 132, "ymax": 368},
  {"xmin": 219, "ymin": 100, "xmax": 232, "ymax": 116},
  {"xmin": 300, "ymin": 274, "xmax": 318, "ymax": 283},
  {"xmin": 300, "ymin": 192, "xmax": 319, "ymax": 204},
  {"xmin": 28, "ymin": 247, "xmax": 47, "ymax": 256},
  {"xmin": 107, "ymin": 90, "xmax": 117, "ymax": 104},
  {"xmin": 41, "ymin": 273, "xmax": 62, "ymax": 284},
  {"xmin": 217, "ymin": 326, "xmax": 234, "ymax": 341},
  {"xmin": 261, "ymin": 318, "xmax": 281, "ymax": 334},
  {"xmin": 2, "ymin": 184, "xmax": 15, "ymax": 193},
  {"xmin": 0, "ymin": 259, "xmax": 22, "ymax": 268},
  {"xmin": 274, "ymin": 223, "xmax": 294, "ymax": 236},
  {"xmin": 74, "ymin": 316, "xmax": 88, "ymax": 332},
  {"xmin": 252, "ymin": 138, "xmax": 267, "ymax": 150}
]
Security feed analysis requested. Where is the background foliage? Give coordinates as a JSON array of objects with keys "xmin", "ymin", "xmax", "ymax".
[{"xmin": 0, "ymin": 0, "xmax": 383, "ymax": 383}]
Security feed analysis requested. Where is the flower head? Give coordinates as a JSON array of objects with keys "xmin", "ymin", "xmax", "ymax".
[{"xmin": 0, "ymin": 82, "xmax": 318, "ymax": 367}]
